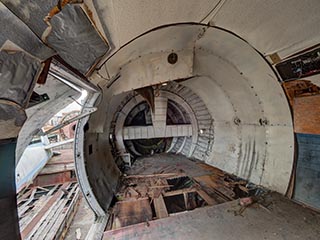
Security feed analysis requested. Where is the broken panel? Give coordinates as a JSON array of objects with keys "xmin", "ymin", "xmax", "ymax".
[
  {"xmin": 0, "ymin": 50, "xmax": 42, "ymax": 107},
  {"xmin": 47, "ymin": 4, "xmax": 109, "ymax": 74},
  {"xmin": 0, "ymin": 2, "xmax": 55, "ymax": 60},
  {"xmin": 105, "ymin": 154, "xmax": 265, "ymax": 232}
]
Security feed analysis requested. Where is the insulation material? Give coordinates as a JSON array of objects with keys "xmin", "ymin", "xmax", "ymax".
[
  {"xmin": 1, "ymin": 0, "xmax": 58, "ymax": 37},
  {"xmin": 47, "ymin": 4, "xmax": 109, "ymax": 74},
  {"xmin": 0, "ymin": 2, "xmax": 55, "ymax": 61},
  {"xmin": 0, "ymin": 50, "xmax": 42, "ymax": 107},
  {"xmin": 0, "ymin": 100, "xmax": 27, "ymax": 139}
]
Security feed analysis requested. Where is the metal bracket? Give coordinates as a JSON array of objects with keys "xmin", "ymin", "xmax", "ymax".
[{"xmin": 39, "ymin": 107, "xmax": 97, "ymax": 136}]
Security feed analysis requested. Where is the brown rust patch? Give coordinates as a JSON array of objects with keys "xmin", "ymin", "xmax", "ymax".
[{"xmin": 282, "ymin": 80, "xmax": 320, "ymax": 106}]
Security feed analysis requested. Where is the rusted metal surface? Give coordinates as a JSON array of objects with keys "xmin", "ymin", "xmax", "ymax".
[
  {"xmin": 293, "ymin": 95, "xmax": 320, "ymax": 134},
  {"xmin": 282, "ymin": 80, "xmax": 320, "ymax": 106},
  {"xmin": 37, "ymin": 58, "xmax": 52, "ymax": 85},
  {"xmin": 135, "ymin": 86, "xmax": 155, "ymax": 112},
  {"xmin": 30, "ymin": 149, "xmax": 76, "ymax": 187},
  {"xmin": 282, "ymin": 80, "xmax": 320, "ymax": 134},
  {"xmin": 31, "ymin": 172, "xmax": 75, "ymax": 187}
]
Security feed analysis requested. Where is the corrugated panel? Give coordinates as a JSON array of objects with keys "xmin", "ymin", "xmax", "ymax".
[{"xmin": 294, "ymin": 133, "xmax": 320, "ymax": 210}]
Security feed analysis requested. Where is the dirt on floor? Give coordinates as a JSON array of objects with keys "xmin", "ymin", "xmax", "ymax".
[{"xmin": 65, "ymin": 195, "xmax": 95, "ymax": 240}]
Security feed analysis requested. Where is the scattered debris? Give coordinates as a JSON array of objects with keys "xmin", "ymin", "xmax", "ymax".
[{"xmin": 105, "ymin": 155, "xmax": 265, "ymax": 231}]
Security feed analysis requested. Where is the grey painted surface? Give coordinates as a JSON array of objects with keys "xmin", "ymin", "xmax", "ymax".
[
  {"xmin": 0, "ymin": 140, "xmax": 20, "ymax": 240},
  {"xmin": 87, "ymin": 25, "xmax": 294, "ymax": 196},
  {"xmin": 104, "ymin": 192, "xmax": 320, "ymax": 240},
  {"xmin": 294, "ymin": 133, "xmax": 320, "ymax": 210},
  {"xmin": 0, "ymin": 50, "xmax": 41, "ymax": 107},
  {"xmin": 16, "ymin": 75, "xmax": 80, "ymax": 161},
  {"xmin": 0, "ymin": 2, "xmax": 54, "ymax": 61}
]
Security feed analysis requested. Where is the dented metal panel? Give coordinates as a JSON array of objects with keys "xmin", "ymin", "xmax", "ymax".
[
  {"xmin": 0, "ymin": 50, "xmax": 42, "ymax": 107},
  {"xmin": 47, "ymin": 4, "xmax": 109, "ymax": 74}
]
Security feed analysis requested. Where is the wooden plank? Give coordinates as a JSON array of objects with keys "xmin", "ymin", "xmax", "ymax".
[
  {"xmin": 125, "ymin": 173, "xmax": 186, "ymax": 179},
  {"xmin": 52, "ymin": 188, "xmax": 80, "ymax": 240},
  {"xmin": 18, "ymin": 188, "xmax": 37, "ymax": 217},
  {"xmin": 42, "ymin": 185, "xmax": 79, "ymax": 240},
  {"xmin": 196, "ymin": 189, "xmax": 218, "ymax": 206},
  {"xmin": 153, "ymin": 195, "xmax": 169, "ymax": 219},
  {"xmin": 162, "ymin": 188, "xmax": 196, "ymax": 197},
  {"xmin": 112, "ymin": 198, "xmax": 152, "ymax": 229},
  {"xmin": 293, "ymin": 95, "xmax": 320, "ymax": 134},
  {"xmin": 33, "ymin": 184, "xmax": 78, "ymax": 240},
  {"xmin": 20, "ymin": 182, "xmax": 70, "ymax": 239},
  {"xmin": 193, "ymin": 175, "xmax": 235, "ymax": 200},
  {"xmin": 17, "ymin": 188, "xmax": 33, "ymax": 205}
]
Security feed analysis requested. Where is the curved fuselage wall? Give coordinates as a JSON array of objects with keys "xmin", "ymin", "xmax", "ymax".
[{"xmin": 79, "ymin": 24, "xmax": 294, "ymax": 215}]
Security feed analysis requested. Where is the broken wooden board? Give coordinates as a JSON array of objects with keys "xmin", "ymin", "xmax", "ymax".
[
  {"xmin": 153, "ymin": 195, "xmax": 169, "ymax": 219},
  {"xmin": 18, "ymin": 182, "xmax": 79, "ymax": 240},
  {"xmin": 112, "ymin": 198, "xmax": 152, "ymax": 229}
]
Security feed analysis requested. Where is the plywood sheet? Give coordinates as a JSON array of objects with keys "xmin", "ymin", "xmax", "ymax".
[{"xmin": 294, "ymin": 95, "xmax": 320, "ymax": 134}]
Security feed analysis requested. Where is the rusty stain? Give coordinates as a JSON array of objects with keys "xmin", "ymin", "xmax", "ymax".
[
  {"xmin": 282, "ymin": 80, "xmax": 320, "ymax": 106},
  {"xmin": 82, "ymin": 3, "xmax": 110, "ymax": 46},
  {"xmin": 293, "ymin": 94, "xmax": 320, "ymax": 134},
  {"xmin": 37, "ymin": 57, "xmax": 52, "ymax": 84},
  {"xmin": 282, "ymin": 80, "xmax": 320, "ymax": 134},
  {"xmin": 42, "ymin": 0, "xmax": 83, "ymax": 43}
]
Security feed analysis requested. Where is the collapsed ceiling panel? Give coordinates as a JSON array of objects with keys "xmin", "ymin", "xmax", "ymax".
[
  {"xmin": 46, "ymin": 4, "xmax": 109, "ymax": 74},
  {"xmin": 0, "ymin": 2, "xmax": 55, "ymax": 60},
  {"xmin": 1, "ymin": 0, "xmax": 58, "ymax": 37},
  {"xmin": 0, "ymin": 50, "xmax": 42, "ymax": 107}
]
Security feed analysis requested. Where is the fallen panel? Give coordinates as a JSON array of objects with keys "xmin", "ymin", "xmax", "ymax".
[
  {"xmin": 0, "ymin": 50, "xmax": 42, "ymax": 107},
  {"xmin": 47, "ymin": 4, "xmax": 109, "ymax": 74}
]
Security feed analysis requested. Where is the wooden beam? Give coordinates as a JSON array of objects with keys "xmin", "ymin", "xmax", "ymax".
[
  {"xmin": 163, "ymin": 188, "xmax": 196, "ymax": 197},
  {"xmin": 196, "ymin": 189, "xmax": 218, "ymax": 206},
  {"xmin": 153, "ymin": 195, "xmax": 169, "ymax": 219}
]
